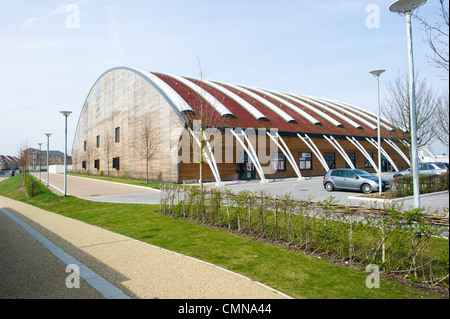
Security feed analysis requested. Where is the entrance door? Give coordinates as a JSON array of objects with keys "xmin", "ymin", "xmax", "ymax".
[
  {"xmin": 246, "ymin": 162, "xmax": 256, "ymax": 180},
  {"xmin": 381, "ymin": 154, "xmax": 392, "ymax": 172},
  {"xmin": 237, "ymin": 153, "xmax": 256, "ymax": 180}
]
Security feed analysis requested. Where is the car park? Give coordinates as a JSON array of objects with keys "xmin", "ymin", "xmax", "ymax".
[
  {"xmin": 323, "ymin": 168, "xmax": 389, "ymax": 194},
  {"xmin": 393, "ymin": 162, "xmax": 449, "ymax": 178}
]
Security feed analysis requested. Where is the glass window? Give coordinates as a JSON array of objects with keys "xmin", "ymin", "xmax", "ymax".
[
  {"xmin": 299, "ymin": 152, "xmax": 312, "ymax": 170},
  {"xmin": 96, "ymin": 86, "xmax": 101, "ymax": 101},
  {"xmin": 271, "ymin": 153, "xmax": 286, "ymax": 172},
  {"xmin": 96, "ymin": 135, "xmax": 100, "ymax": 148},
  {"xmin": 346, "ymin": 153, "xmax": 356, "ymax": 168},
  {"xmin": 94, "ymin": 159, "xmax": 100, "ymax": 170},
  {"xmin": 324, "ymin": 152, "xmax": 335, "ymax": 169},
  {"xmin": 331, "ymin": 170, "xmax": 343, "ymax": 177},
  {"xmin": 365, "ymin": 153, "xmax": 374, "ymax": 168},
  {"xmin": 112, "ymin": 157, "xmax": 120, "ymax": 170},
  {"xmin": 115, "ymin": 127, "xmax": 120, "ymax": 143},
  {"xmin": 344, "ymin": 170, "xmax": 357, "ymax": 178}
]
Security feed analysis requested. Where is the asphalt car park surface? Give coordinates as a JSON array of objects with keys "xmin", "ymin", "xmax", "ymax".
[{"xmin": 215, "ymin": 174, "xmax": 393, "ymax": 204}]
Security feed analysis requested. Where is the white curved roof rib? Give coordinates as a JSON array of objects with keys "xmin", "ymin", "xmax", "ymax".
[
  {"xmin": 317, "ymin": 97, "xmax": 396, "ymax": 132},
  {"xmin": 303, "ymin": 95, "xmax": 377, "ymax": 130},
  {"xmin": 292, "ymin": 94, "xmax": 364, "ymax": 129},
  {"xmin": 241, "ymin": 86, "xmax": 321, "ymax": 126},
  {"xmin": 130, "ymin": 68, "xmax": 194, "ymax": 114},
  {"xmin": 191, "ymin": 78, "xmax": 268, "ymax": 121},
  {"xmin": 270, "ymin": 90, "xmax": 343, "ymax": 127},
  {"xmin": 158, "ymin": 72, "xmax": 235, "ymax": 118},
  {"xmin": 213, "ymin": 81, "xmax": 297, "ymax": 124}
]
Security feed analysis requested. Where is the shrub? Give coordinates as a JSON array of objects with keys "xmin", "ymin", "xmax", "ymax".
[
  {"xmin": 389, "ymin": 173, "xmax": 449, "ymax": 198},
  {"xmin": 159, "ymin": 186, "xmax": 449, "ymax": 286},
  {"xmin": 24, "ymin": 173, "xmax": 42, "ymax": 198}
]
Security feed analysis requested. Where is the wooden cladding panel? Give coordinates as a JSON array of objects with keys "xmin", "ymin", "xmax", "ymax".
[{"xmin": 73, "ymin": 69, "xmax": 184, "ymax": 183}]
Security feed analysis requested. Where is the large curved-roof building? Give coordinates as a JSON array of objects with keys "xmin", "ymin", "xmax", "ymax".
[{"xmin": 72, "ymin": 66, "xmax": 410, "ymax": 184}]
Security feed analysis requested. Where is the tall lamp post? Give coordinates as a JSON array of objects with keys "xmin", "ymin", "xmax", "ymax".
[
  {"xmin": 369, "ymin": 69, "xmax": 385, "ymax": 196},
  {"xmin": 38, "ymin": 143, "xmax": 43, "ymax": 182},
  {"xmin": 389, "ymin": 0, "xmax": 426, "ymax": 209},
  {"xmin": 60, "ymin": 111, "xmax": 72, "ymax": 196},
  {"xmin": 45, "ymin": 133, "xmax": 52, "ymax": 187}
]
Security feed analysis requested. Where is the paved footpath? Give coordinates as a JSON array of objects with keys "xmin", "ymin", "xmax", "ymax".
[
  {"xmin": 38, "ymin": 172, "xmax": 161, "ymax": 204},
  {"xmin": 0, "ymin": 195, "xmax": 289, "ymax": 299}
]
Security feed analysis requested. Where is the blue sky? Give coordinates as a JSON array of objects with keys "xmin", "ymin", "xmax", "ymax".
[{"xmin": 0, "ymin": 0, "xmax": 448, "ymax": 156}]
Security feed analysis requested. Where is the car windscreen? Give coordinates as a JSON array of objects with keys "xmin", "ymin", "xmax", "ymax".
[{"xmin": 354, "ymin": 170, "xmax": 374, "ymax": 178}]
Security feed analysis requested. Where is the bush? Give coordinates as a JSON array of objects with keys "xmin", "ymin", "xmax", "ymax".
[
  {"xmin": 24, "ymin": 173, "xmax": 39, "ymax": 198},
  {"xmin": 389, "ymin": 173, "xmax": 449, "ymax": 198},
  {"xmin": 160, "ymin": 186, "xmax": 449, "ymax": 286}
]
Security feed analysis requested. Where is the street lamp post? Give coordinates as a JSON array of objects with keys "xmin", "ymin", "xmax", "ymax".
[
  {"xmin": 45, "ymin": 133, "xmax": 52, "ymax": 187},
  {"xmin": 60, "ymin": 111, "xmax": 72, "ymax": 196},
  {"xmin": 390, "ymin": 0, "xmax": 426, "ymax": 209},
  {"xmin": 38, "ymin": 143, "xmax": 43, "ymax": 182},
  {"xmin": 369, "ymin": 69, "xmax": 385, "ymax": 196}
]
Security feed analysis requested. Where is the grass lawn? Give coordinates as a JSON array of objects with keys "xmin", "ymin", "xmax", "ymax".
[{"xmin": 0, "ymin": 174, "xmax": 445, "ymax": 299}]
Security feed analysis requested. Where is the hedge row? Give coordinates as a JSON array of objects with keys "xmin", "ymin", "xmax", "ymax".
[{"xmin": 159, "ymin": 186, "xmax": 449, "ymax": 287}]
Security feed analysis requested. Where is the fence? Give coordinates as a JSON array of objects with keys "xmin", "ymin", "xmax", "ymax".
[{"xmin": 159, "ymin": 185, "xmax": 449, "ymax": 287}]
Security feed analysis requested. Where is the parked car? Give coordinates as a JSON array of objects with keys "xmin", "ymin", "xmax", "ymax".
[
  {"xmin": 323, "ymin": 169, "xmax": 389, "ymax": 194},
  {"xmin": 393, "ymin": 162, "xmax": 449, "ymax": 178}
]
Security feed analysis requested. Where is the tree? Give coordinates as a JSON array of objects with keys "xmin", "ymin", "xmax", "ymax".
[
  {"xmin": 136, "ymin": 115, "xmax": 158, "ymax": 183},
  {"xmin": 382, "ymin": 72, "xmax": 440, "ymax": 149},
  {"xmin": 186, "ymin": 58, "xmax": 230, "ymax": 189},
  {"xmin": 83, "ymin": 140, "xmax": 94, "ymax": 175},
  {"xmin": 435, "ymin": 88, "xmax": 449, "ymax": 147},
  {"xmin": 17, "ymin": 141, "xmax": 30, "ymax": 183},
  {"xmin": 416, "ymin": 0, "xmax": 449, "ymax": 77},
  {"xmin": 101, "ymin": 131, "xmax": 115, "ymax": 179}
]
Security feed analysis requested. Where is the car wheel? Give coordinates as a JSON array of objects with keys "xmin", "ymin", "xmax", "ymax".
[
  {"xmin": 361, "ymin": 183, "xmax": 373, "ymax": 194},
  {"xmin": 325, "ymin": 182, "xmax": 334, "ymax": 192}
]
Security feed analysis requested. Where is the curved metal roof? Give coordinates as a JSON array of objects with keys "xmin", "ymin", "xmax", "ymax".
[
  {"xmin": 77, "ymin": 67, "xmax": 401, "ymax": 140},
  {"xmin": 150, "ymin": 71, "xmax": 400, "ymax": 139}
]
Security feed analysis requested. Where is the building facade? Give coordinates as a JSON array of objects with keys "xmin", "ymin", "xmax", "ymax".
[
  {"xmin": 26, "ymin": 148, "xmax": 69, "ymax": 171},
  {"xmin": 72, "ymin": 67, "xmax": 411, "ymax": 184},
  {"xmin": 0, "ymin": 155, "xmax": 20, "ymax": 170}
]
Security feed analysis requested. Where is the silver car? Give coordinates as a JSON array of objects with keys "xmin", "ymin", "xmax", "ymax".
[
  {"xmin": 323, "ymin": 169, "xmax": 389, "ymax": 194},
  {"xmin": 393, "ymin": 162, "xmax": 449, "ymax": 178}
]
